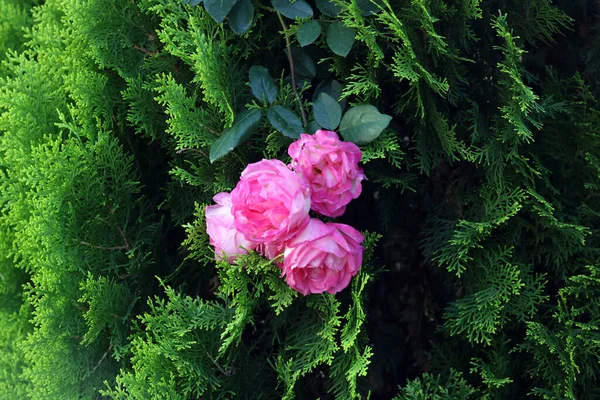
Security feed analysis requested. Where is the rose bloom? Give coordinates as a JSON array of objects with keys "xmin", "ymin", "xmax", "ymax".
[
  {"xmin": 205, "ymin": 192, "xmax": 256, "ymax": 262},
  {"xmin": 288, "ymin": 130, "xmax": 366, "ymax": 218},
  {"xmin": 282, "ymin": 219, "xmax": 364, "ymax": 295},
  {"xmin": 231, "ymin": 159, "xmax": 311, "ymax": 244},
  {"xmin": 258, "ymin": 242, "xmax": 285, "ymax": 266}
]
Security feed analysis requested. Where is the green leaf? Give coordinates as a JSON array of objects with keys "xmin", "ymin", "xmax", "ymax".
[
  {"xmin": 204, "ymin": 0, "xmax": 237, "ymax": 24},
  {"xmin": 356, "ymin": 0, "xmax": 384, "ymax": 16},
  {"xmin": 272, "ymin": 0, "xmax": 313, "ymax": 19},
  {"xmin": 313, "ymin": 93, "xmax": 342, "ymax": 131},
  {"xmin": 228, "ymin": 0, "xmax": 254, "ymax": 35},
  {"xmin": 339, "ymin": 105, "xmax": 392, "ymax": 145},
  {"xmin": 249, "ymin": 66, "xmax": 278, "ymax": 104},
  {"xmin": 313, "ymin": 79, "xmax": 343, "ymax": 102},
  {"xmin": 326, "ymin": 22, "xmax": 355, "ymax": 57},
  {"xmin": 297, "ymin": 20, "xmax": 321, "ymax": 47},
  {"xmin": 294, "ymin": 76, "xmax": 311, "ymax": 89},
  {"xmin": 210, "ymin": 109, "xmax": 262, "ymax": 162},
  {"xmin": 288, "ymin": 48, "xmax": 316, "ymax": 78},
  {"xmin": 267, "ymin": 105, "xmax": 303, "ymax": 138},
  {"xmin": 306, "ymin": 120, "xmax": 321, "ymax": 134},
  {"xmin": 315, "ymin": 0, "xmax": 341, "ymax": 17},
  {"xmin": 183, "ymin": 0, "xmax": 203, "ymax": 5}
]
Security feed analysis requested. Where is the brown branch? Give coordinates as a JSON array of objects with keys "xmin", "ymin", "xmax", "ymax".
[
  {"xmin": 199, "ymin": 123, "xmax": 220, "ymax": 136},
  {"xmin": 176, "ymin": 147, "xmax": 208, "ymax": 157},
  {"xmin": 96, "ymin": 208, "xmax": 132, "ymax": 251},
  {"xmin": 114, "ymin": 225, "xmax": 130, "ymax": 250},
  {"xmin": 91, "ymin": 344, "xmax": 113, "ymax": 375},
  {"xmin": 205, "ymin": 351, "xmax": 232, "ymax": 377},
  {"xmin": 132, "ymin": 43, "xmax": 158, "ymax": 57},
  {"xmin": 276, "ymin": 10, "xmax": 308, "ymax": 127}
]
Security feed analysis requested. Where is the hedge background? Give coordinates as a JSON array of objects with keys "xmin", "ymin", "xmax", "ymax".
[{"xmin": 1, "ymin": 0, "xmax": 600, "ymax": 398}]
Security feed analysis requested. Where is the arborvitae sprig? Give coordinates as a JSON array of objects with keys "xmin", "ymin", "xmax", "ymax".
[
  {"xmin": 0, "ymin": 0, "xmax": 161, "ymax": 397},
  {"xmin": 393, "ymin": 369, "xmax": 477, "ymax": 400},
  {"xmin": 517, "ymin": 265, "xmax": 600, "ymax": 398}
]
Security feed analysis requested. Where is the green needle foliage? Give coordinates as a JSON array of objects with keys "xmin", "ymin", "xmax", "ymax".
[{"xmin": 1, "ymin": 0, "xmax": 600, "ymax": 398}]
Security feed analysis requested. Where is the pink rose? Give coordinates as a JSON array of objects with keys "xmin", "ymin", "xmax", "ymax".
[
  {"xmin": 258, "ymin": 242, "xmax": 285, "ymax": 265},
  {"xmin": 205, "ymin": 192, "xmax": 257, "ymax": 262},
  {"xmin": 231, "ymin": 159, "xmax": 311, "ymax": 244},
  {"xmin": 282, "ymin": 219, "xmax": 364, "ymax": 295},
  {"xmin": 288, "ymin": 130, "xmax": 366, "ymax": 218}
]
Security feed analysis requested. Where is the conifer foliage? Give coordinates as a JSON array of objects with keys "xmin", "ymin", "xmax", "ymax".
[{"xmin": 1, "ymin": 0, "xmax": 600, "ymax": 398}]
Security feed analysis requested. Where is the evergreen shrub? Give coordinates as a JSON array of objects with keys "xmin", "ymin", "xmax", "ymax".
[{"xmin": 1, "ymin": 0, "xmax": 600, "ymax": 398}]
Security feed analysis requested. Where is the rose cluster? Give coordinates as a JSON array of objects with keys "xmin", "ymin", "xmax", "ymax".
[{"xmin": 205, "ymin": 130, "xmax": 366, "ymax": 295}]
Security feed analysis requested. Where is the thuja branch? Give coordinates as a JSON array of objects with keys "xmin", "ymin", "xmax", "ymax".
[{"xmin": 276, "ymin": 10, "xmax": 308, "ymax": 127}]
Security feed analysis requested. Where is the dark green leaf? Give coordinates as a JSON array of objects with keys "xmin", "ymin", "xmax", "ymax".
[
  {"xmin": 249, "ymin": 66, "xmax": 278, "ymax": 104},
  {"xmin": 339, "ymin": 104, "xmax": 392, "ymax": 145},
  {"xmin": 313, "ymin": 93, "xmax": 342, "ymax": 131},
  {"xmin": 297, "ymin": 20, "xmax": 321, "ymax": 47},
  {"xmin": 295, "ymin": 76, "xmax": 311, "ymax": 89},
  {"xmin": 357, "ymin": 0, "xmax": 384, "ymax": 16},
  {"xmin": 288, "ymin": 48, "xmax": 316, "ymax": 78},
  {"xmin": 272, "ymin": 0, "xmax": 313, "ymax": 19},
  {"xmin": 313, "ymin": 79, "xmax": 343, "ymax": 102},
  {"xmin": 210, "ymin": 109, "xmax": 262, "ymax": 162},
  {"xmin": 315, "ymin": 0, "xmax": 341, "ymax": 17},
  {"xmin": 267, "ymin": 106, "xmax": 303, "ymax": 138},
  {"xmin": 306, "ymin": 120, "xmax": 321, "ymax": 134},
  {"xmin": 183, "ymin": 0, "xmax": 203, "ymax": 5},
  {"xmin": 326, "ymin": 22, "xmax": 355, "ymax": 57},
  {"xmin": 204, "ymin": 0, "xmax": 237, "ymax": 23},
  {"xmin": 228, "ymin": 0, "xmax": 254, "ymax": 35}
]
